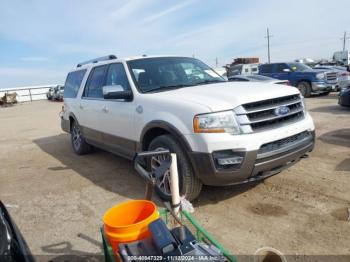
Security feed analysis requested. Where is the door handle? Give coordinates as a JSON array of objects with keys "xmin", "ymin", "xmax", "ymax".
[{"xmin": 102, "ymin": 106, "xmax": 109, "ymax": 113}]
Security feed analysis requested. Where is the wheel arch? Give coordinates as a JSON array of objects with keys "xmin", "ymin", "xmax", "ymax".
[
  {"xmin": 296, "ymin": 79, "xmax": 311, "ymax": 87},
  {"xmin": 68, "ymin": 113, "xmax": 79, "ymax": 131},
  {"xmin": 139, "ymin": 121, "xmax": 192, "ymax": 153}
]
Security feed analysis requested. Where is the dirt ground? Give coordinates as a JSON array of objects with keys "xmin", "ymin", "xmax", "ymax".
[{"xmin": 0, "ymin": 94, "xmax": 349, "ymax": 261}]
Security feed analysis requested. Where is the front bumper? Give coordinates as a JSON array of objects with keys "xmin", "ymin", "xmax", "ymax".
[
  {"xmin": 311, "ymin": 81, "xmax": 335, "ymax": 92},
  {"xmin": 189, "ymin": 131, "xmax": 315, "ymax": 186}
]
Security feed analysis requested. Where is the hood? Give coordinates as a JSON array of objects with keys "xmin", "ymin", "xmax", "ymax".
[{"xmin": 152, "ymin": 82, "xmax": 300, "ymax": 112}]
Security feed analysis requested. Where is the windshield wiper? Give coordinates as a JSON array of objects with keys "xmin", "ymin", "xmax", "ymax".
[
  {"xmin": 143, "ymin": 84, "xmax": 195, "ymax": 93},
  {"xmin": 195, "ymin": 79, "xmax": 225, "ymax": 86}
]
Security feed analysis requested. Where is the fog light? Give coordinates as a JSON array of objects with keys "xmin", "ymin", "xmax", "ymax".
[{"xmin": 217, "ymin": 157, "xmax": 243, "ymax": 166}]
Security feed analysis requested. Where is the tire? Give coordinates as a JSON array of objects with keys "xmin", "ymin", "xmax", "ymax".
[
  {"xmin": 70, "ymin": 120, "xmax": 92, "ymax": 155},
  {"xmin": 148, "ymin": 135, "xmax": 203, "ymax": 201},
  {"xmin": 297, "ymin": 81, "xmax": 312, "ymax": 98}
]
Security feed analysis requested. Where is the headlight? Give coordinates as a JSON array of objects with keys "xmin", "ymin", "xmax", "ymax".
[
  {"xmin": 316, "ymin": 73, "xmax": 325, "ymax": 79},
  {"xmin": 193, "ymin": 110, "xmax": 240, "ymax": 134},
  {"xmin": 300, "ymin": 95, "xmax": 307, "ymax": 111}
]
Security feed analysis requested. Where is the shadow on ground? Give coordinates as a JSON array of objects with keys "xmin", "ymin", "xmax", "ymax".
[
  {"xmin": 33, "ymin": 134, "xmax": 254, "ymax": 207},
  {"xmin": 41, "ymin": 233, "xmax": 103, "ymax": 261},
  {"xmin": 318, "ymin": 129, "xmax": 350, "ymax": 148},
  {"xmin": 309, "ymin": 104, "xmax": 349, "ymax": 115},
  {"xmin": 336, "ymin": 158, "xmax": 350, "ymax": 172},
  {"xmin": 194, "ymin": 184, "xmax": 256, "ymax": 207},
  {"xmin": 33, "ymin": 134, "xmax": 149, "ymax": 202},
  {"xmin": 309, "ymin": 93, "xmax": 339, "ymax": 100}
]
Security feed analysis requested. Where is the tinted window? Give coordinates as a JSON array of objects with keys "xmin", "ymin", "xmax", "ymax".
[
  {"xmin": 259, "ymin": 64, "xmax": 273, "ymax": 73},
  {"xmin": 84, "ymin": 65, "xmax": 108, "ymax": 98},
  {"xmin": 106, "ymin": 63, "xmax": 130, "ymax": 91},
  {"xmin": 228, "ymin": 65, "xmax": 242, "ymax": 76},
  {"xmin": 64, "ymin": 69, "xmax": 86, "ymax": 98},
  {"xmin": 288, "ymin": 63, "xmax": 312, "ymax": 72}
]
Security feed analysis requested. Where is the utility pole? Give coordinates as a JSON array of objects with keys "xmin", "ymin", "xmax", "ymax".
[
  {"xmin": 215, "ymin": 57, "xmax": 218, "ymax": 67},
  {"xmin": 341, "ymin": 31, "xmax": 349, "ymax": 51},
  {"xmin": 265, "ymin": 28, "xmax": 273, "ymax": 63}
]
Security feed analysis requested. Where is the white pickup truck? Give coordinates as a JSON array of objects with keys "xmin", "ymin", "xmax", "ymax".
[{"xmin": 61, "ymin": 55, "xmax": 315, "ymax": 200}]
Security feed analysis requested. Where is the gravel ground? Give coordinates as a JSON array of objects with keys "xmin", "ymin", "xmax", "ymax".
[{"xmin": 0, "ymin": 94, "xmax": 349, "ymax": 261}]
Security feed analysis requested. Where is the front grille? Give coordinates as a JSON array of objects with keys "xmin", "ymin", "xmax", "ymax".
[
  {"xmin": 258, "ymin": 131, "xmax": 312, "ymax": 157},
  {"xmin": 326, "ymin": 72, "xmax": 337, "ymax": 82},
  {"xmin": 234, "ymin": 94, "xmax": 305, "ymax": 133}
]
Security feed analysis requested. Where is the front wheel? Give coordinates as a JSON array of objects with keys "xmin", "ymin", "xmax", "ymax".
[
  {"xmin": 148, "ymin": 135, "xmax": 203, "ymax": 201},
  {"xmin": 297, "ymin": 81, "xmax": 312, "ymax": 98}
]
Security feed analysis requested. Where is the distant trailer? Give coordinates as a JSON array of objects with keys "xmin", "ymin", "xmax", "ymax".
[
  {"xmin": 0, "ymin": 85, "xmax": 59, "ymax": 102},
  {"xmin": 333, "ymin": 50, "xmax": 350, "ymax": 66}
]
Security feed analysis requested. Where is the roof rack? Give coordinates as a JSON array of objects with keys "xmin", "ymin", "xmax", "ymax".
[{"xmin": 77, "ymin": 55, "xmax": 117, "ymax": 67}]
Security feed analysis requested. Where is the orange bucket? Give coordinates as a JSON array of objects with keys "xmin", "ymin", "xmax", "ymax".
[{"xmin": 103, "ymin": 200, "xmax": 159, "ymax": 251}]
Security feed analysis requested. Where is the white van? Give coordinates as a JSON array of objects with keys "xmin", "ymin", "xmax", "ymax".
[{"xmin": 227, "ymin": 63, "xmax": 259, "ymax": 77}]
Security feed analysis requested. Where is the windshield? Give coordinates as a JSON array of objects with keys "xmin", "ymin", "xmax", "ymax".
[
  {"xmin": 127, "ymin": 57, "xmax": 225, "ymax": 93},
  {"xmin": 288, "ymin": 63, "xmax": 312, "ymax": 72}
]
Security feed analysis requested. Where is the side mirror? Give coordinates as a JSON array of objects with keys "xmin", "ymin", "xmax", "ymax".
[
  {"xmin": 102, "ymin": 85, "xmax": 133, "ymax": 101},
  {"xmin": 283, "ymin": 68, "xmax": 291, "ymax": 73}
]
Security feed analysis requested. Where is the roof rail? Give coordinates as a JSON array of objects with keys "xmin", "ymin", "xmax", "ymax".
[{"xmin": 77, "ymin": 55, "xmax": 117, "ymax": 67}]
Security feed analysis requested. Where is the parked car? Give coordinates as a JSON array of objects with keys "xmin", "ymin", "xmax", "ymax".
[
  {"xmin": 61, "ymin": 55, "xmax": 315, "ymax": 200},
  {"xmin": 53, "ymin": 85, "xmax": 64, "ymax": 101},
  {"xmin": 339, "ymin": 86, "xmax": 350, "ymax": 107},
  {"xmin": 259, "ymin": 62, "xmax": 338, "ymax": 97},
  {"xmin": 46, "ymin": 87, "xmax": 55, "ymax": 100},
  {"xmin": 227, "ymin": 63, "xmax": 259, "ymax": 77},
  {"xmin": 228, "ymin": 74, "xmax": 290, "ymax": 85},
  {"xmin": 314, "ymin": 65, "xmax": 349, "ymax": 90}
]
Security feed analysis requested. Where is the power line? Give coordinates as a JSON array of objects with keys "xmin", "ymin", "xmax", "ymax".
[
  {"xmin": 341, "ymin": 31, "xmax": 349, "ymax": 51},
  {"xmin": 265, "ymin": 28, "xmax": 273, "ymax": 63}
]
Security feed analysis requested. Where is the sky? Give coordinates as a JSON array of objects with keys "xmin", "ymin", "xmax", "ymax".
[{"xmin": 0, "ymin": 0, "xmax": 349, "ymax": 88}]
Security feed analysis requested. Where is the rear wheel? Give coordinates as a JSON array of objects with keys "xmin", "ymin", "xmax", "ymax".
[
  {"xmin": 297, "ymin": 81, "xmax": 312, "ymax": 97},
  {"xmin": 148, "ymin": 135, "xmax": 203, "ymax": 201},
  {"xmin": 70, "ymin": 120, "xmax": 92, "ymax": 155}
]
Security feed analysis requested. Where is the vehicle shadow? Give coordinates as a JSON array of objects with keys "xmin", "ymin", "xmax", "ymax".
[
  {"xmin": 309, "ymin": 93, "xmax": 339, "ymax": 99},
  {"xmin": 33, "ymin": 134, "xmax": 253, "ymax": 207},
  {"xmin": 318, "ymin": 128, "xmax": 350, "ymax": 148},
  {"xmin": 336, "ymin": 158, "xmax": 350, "ymax": 172},
  {"xmin": 309, "ymin": 105, "xmax": 349, "ymax": 115},
  {"xmin": 41, "ymin": 239, "xmax": 103, "ymax": 261},
  {"xmin": 194, "ymin": 183, "xmax": 257, "ymax": 207},
  {"xmin": 33, "ymin": 134, "xmax": 151, "ymax": 203}
]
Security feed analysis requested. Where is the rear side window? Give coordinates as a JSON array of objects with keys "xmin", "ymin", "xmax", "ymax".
[
  {"xmin": 84, "ymin": 65, "xmax": 108, "ymax": 98},
  {"xmin": 259, "ymin": 64, "xmax": 273, "ymax": 73},
  {"xmin": 64, "ymin": 69, "xmax": 86, "ymax": 98}
]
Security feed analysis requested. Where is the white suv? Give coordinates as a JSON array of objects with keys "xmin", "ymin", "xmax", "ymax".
[{"xmin": 61, "ymin": 55, "xmax": 315, "ymax": 200}]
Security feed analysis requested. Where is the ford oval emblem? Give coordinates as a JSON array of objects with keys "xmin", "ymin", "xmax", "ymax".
[{"xmin": 274, "ymin": 106, "xmax": 290, "ymax": 116}]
